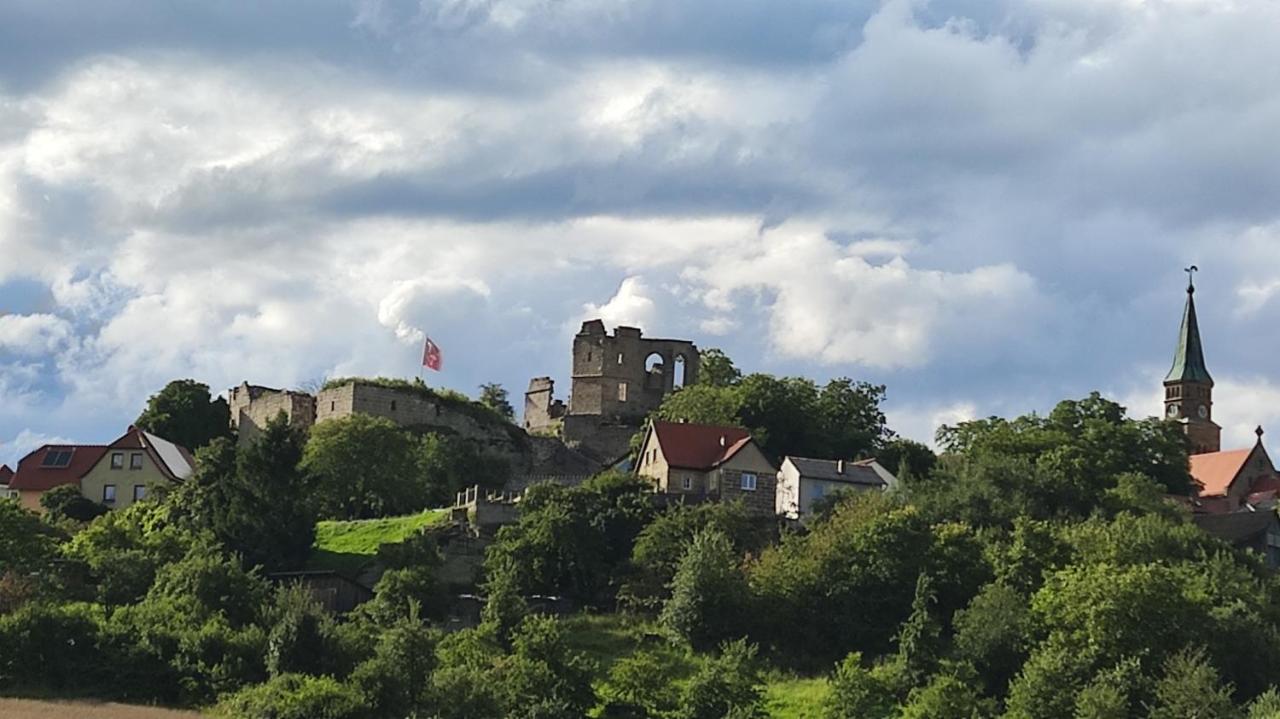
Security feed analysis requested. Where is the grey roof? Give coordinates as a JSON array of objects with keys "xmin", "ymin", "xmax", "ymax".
[
  {"xmin": 786, "ymin": 456, "xmax": 885, "ymax": 487},
  {"xmin": 1193, "ymin": 510, "xmax": 1277, "ymax": 545},
  {"xmin": 143, "ymin": 431, "xmax": 194, "ymax": 480}
]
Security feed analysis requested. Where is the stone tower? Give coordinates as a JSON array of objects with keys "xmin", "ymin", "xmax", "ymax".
[
  {"xmin": 1163, "ymin": 269, "xmax": 1221, "ymax": 455},
  {"xmin": 524, "ymin": 319, "xmax": 700, "ymax": 461}
]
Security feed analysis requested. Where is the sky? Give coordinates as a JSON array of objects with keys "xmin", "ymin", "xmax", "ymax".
[{"xmin": 5, "ymin": 0, "xmax": 1280, "ymax": 468}]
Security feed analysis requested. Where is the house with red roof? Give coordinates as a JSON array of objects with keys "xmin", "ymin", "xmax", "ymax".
[
  {"xmin": 634, "ymin": 420, "xmax": 778, "ymax": 515},
  {"xmin": 0, "ymin": 464, "xmax": 15, "ymax": 500},
  {"xmin": 7, "ymin": 427, "xmax": 193, "ymax": 513},
  {"xmin": 1189, "ymin": 427, "xmax": 1280, "ymax": 514}
]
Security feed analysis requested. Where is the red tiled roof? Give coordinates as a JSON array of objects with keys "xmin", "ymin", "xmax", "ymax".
[
  {"xmin": 9, "ymin": 445, "xmax": 109, "ymax": 492},
  {"xmin": 652, "ymin": 421, "xmax": 754, "ymax": 470},
  {"xmin": 0, "ymin": 464, "xmax": 12, "ymax": 486},
  {"xmin": 1190, "ymin": 448, "xmax": 1254, "ymax": 498}
]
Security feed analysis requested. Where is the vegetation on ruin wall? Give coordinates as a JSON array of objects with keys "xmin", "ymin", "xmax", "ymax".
[{"xmin": 321, "ymin": 376, "xmax": 528, "ymax": 445}]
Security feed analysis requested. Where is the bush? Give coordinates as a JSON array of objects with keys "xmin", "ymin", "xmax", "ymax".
[
  {"xmin": 216, "ymin": 673, "xmax": 365, "ymax": 719},
  {"xmin": 0, "ymin": 601, "xmax": 107, "ymax": 693},
  {"xmin": 40, "ymin": 484, "xmax": 108, "ymax": 522},
  {"xmin": 660, "ymin": 528, "xmax": 750, "ymax": 650},
  {"xmin": 822, "ymin": 652, "xmax": 895, "ymax": 719},
  {"xmin": 676, "ymin": 640, "xmax": 766, "ymax": 719}
]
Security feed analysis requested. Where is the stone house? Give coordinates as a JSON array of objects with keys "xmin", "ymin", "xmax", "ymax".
[
  {"xmin": 8, "ymin": 428, "xmax": 193, "ymax": 512},
  {"xmin": 79, "ymin": 427, "xmax": 194, "ymax": 510},
  {"xmin": 775, "ymin": 456, "xmax": 898, "ymax": 519},
  {"xmin": 634, "ymin": 421, "xmax": 777, "ymax": 515}
]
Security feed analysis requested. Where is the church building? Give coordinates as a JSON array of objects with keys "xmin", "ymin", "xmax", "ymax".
[{"xmin": 1165, "ymin": 270, "xmax": 1280, "ymax": 513}]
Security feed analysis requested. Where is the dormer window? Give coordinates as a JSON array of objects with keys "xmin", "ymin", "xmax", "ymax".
[{"xmin": 41, "ymin": 449, "xmax": 74, "ymax": 468}]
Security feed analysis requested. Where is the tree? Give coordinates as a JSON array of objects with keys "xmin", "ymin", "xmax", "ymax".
[
  {"xmin": 1148, "ymin": 648, "xmax": 1240, "ymax": 719},
  {"xmin": 0, "ymin": 499, "xmax": 61, "ymax": 576},
  {"xmin": 216, "ymin": 673, "xmax": 365, "ymax": 719},
  {"xmin": 699, "ymin": 348, "xmax": 742, "ymax": 387},
  {"xmin": 265, "ymin": 584, "xmax": 336, "ymax": 678},
  {"xmin": 41, "ymin": 484, "xmax": 108, "ymax": 522},
  {"xmin": 675, "ymin": 640, "xmax": 766, "ymax": 719},
  {"xmin": 899, "ymin": 673, "xmax": 996, "ymax": 719},
  {"xmin": 350, "ymin": 612, "xmax": 439, "ymax": 718},
  {"xmin": 178, "ymin": 418, "xmax": 317, "ymax": 572},
  {"xmin": 952, "ymin": 583, "xmax": 1031, "ymax": 696},
  {"xmin": 877, "ymin": 437, "xmax": 937, "ymax": 482},
  {"xmin": 135, "ymin": 379, "xmax": 231, "ymax": 451},
  {"xmin": 416, "ymin": 433, "xmax": 510, "ymax": 507},
  {"xmin": 302, "ymin": 414, "xmax": 423, "ymax": 519},
  {"xmin": 823, "ymin": 652, "xmax": 895, "ymax": 719},
  {"xmin": 897, "ymin": 574, "xmax": 943, "ymax": 683},
  {"xmin": 479, "ymin": 383, "xmax": 515, "ymax": 420},
  {"xmin": 660, "ymin": 528, "xmax": 750, "ymax": 650}
]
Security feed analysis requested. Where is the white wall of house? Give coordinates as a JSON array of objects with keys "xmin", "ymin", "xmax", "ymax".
[{"xmin": 777, "ymin": 458, "xmax": 895, "ymax": 519}]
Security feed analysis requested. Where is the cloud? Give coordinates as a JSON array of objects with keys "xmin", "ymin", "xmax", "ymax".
[
  {"xmin": 583, "ymin": 276, "xmax": 659, "ymax": 331},
  {"xmin": 684, "ymin": 224, "xmax": 1040, "ymax": 368},
  {"xmin": 4, "ymin": 0, "xmax": 1280, "ymax": 456},
  {"xmin": 1, "ymin": 429, "xmax": 76, "ymax": 469},
  {"xmin": 0, "ymin": 313, "xmax": 73, "ymax": 355}
]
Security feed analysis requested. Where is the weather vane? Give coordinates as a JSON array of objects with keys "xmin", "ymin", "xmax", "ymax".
[{"xmin": 1185, "ymin": 265, "xmax": 1198, "ymax": 292}]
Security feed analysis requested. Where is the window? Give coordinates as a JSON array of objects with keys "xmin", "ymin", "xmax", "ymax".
[
  {"xmin": 130, "ymin": 453, "xmax": 144, "ymax": 470},
  {"xmin": 110, "ymin": 452, "xmax": 124, "ymax": 469},
  {"xmin": 103, "ymin": 484, "xmax": 117, "ymax": 503},
  {"xmin": 682, "ymin": 476, "xmax": 693, "ymax": 491},
  {"xmin": 390, "ymin": 400, "xmax": 397, "ymax": 411},
  {"xmin": 618, "ymin": 382, "xmax": 628, "ymax": 402},
  {"xmin": 740, "ymin": 473, "xmax": 757, "ymax": 491},
  {"xmin": 133, "ymin": 485, "xmax": 147, "ymax": 502},
  {"xmin": 617, "ymin": 353, "xmax": 624, "ymax": 365},
  {"xmin": 330, "ymin": 401, "xmax": 335, "ymax": 411},
  {"xmin": 41, "ymin": 449, "xmax": 74, "ymax": 468}
]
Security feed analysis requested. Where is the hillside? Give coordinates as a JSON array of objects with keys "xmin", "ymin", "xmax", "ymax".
[{"xmin": 0, "ymin": 699, "xmax": 203, "ymax": 718}]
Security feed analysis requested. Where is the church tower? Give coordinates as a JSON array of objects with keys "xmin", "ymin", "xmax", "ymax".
[{"xmin": 1164, "ymin": 267, "xmax": 1221, "ymax": 454}]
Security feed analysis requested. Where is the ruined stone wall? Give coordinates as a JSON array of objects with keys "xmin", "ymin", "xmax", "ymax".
[
  {"xmin": 562, "ymin": 415, "xmax": 640, "ymax": 463},
  {"xmin": 567, "ymin": 321, "xmax": 699, "ymax": 422},
  {"xmin": 523, "ymin": 376, "xmax": 565, "ymax": 433},
  {"xmin": 316, "ymin": 381, "xmax": 530, "ymax": 468},
  {"xmin": 230, "ymin": 384, "xmax": 316, "ymax": 447}
]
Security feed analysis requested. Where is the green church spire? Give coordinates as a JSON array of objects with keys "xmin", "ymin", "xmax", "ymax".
[{"xmin": 1165, "ymin": 266, "xmax": 1213, "ymax": 385}]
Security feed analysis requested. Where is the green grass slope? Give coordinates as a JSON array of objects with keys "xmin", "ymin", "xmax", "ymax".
[{"xmin": 308, "ymin": 509, "xmax": 450, "ymax": 573}]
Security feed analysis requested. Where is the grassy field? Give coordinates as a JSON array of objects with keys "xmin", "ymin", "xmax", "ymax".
[
  {"xmin": 0, "ymin": 699, "xmax": 203, "ymax": 718},
  {"xmin": 559, "ymin": 613, "xmax": 828, "ymax": 718},
  {"xmin": 308, "ymin": 508, "xmax": 450, "ymax": 573}
]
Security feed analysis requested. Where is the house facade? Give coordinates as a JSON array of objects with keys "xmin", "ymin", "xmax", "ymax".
[
  {"xmin": 8, "ymin": 445, "xmax": 109, "ymax": 511},
  {"xmin": 776, "ymin": 456, "xmax": 898, "ymax": 519},
  {"xmin": 8, "ymin": 428, "xmax": 193, "ymax": 512},
  {"xmin": 634, "ymin": 421, "xmax": 777, "ymax": 515},
  {"xmin": 79, "ymin": 427, "xmax": 195, "ymax": 510}
]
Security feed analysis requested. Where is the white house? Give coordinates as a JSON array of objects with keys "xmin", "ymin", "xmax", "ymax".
[{"xmin": 775, "ymin": 456, "xmax": 897, "ymax": 519}]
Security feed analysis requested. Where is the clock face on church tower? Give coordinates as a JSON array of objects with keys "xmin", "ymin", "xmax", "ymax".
[
  {"xmin": 1198, "ymin": 405, "xmax": 1208, "ymax": 419},
  {"xmin": 1167, "ymin": 404, "xmax": 1179, "ymax": 418}
]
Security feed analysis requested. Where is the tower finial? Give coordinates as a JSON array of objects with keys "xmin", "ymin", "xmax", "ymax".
[{"xmin": 1185, "ymin": 265, "xmax": 1199, "ymax": 293}]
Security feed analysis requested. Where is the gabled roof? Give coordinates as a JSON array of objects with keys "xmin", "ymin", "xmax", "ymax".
[
  {"xmin": 1193, "ymin": 509, "xmax": 1278, "ymax": 545},
  {"xmin": 97, "ymin": 427, "xmax": 195, "ymax": 481},
  {"xmin": 1190, "ymin": 444, "xmax": 1267, "ymax": 498},
  {"xmin": 649, "ymin": 421, "xmax": 754, "ymax": 471},
  {"xmin": 1165, "ymin": 284, "xmax": 1213, "ymax": 385},
  {"xmin": 9, "ymin": 445, "xmax": 109, "ymax": 492},
  {"xmin": 785, "ymin": 456, "xmax": 885, "ymax": 487},
  {"xmin": 0, "ymin": 464, "xmax": 13, "ymax": 487}
]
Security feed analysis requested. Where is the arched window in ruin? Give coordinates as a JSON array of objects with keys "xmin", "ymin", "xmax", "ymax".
[
  {"xmin": 673, "ymin": 354, "xmax": 687, "ymax": 388},
  {"xmin": 645, "ymin": 352, "xmax": 665, "ymax": 389}
]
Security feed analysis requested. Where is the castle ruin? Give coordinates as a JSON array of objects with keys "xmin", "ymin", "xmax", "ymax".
[{"xmin": 524, "ymin": 320, "xmax": 700, "ymax": 461}]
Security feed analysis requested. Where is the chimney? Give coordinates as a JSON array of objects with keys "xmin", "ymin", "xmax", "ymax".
[{"xmin": 837, "ymin": 459, "xmax": 845, "ymax": 474}]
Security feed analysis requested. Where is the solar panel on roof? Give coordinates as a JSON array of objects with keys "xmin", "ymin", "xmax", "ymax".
[{"xmin": 41, "ymin": 449, "xmax": 74, "ymax": 468}]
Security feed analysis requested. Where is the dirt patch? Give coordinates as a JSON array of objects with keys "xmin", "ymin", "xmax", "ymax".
[{"xmin": 0, "ymin": 698, "xmax": 204, "ymax": 718}]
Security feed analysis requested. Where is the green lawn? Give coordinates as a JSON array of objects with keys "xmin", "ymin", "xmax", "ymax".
[
  {"xmin": 559, "ymin": 613, "xmax": 828, "ymax": 718},
  {"xmin": 307, "ymin": 508, "xmax": 450, "ymax": 573}
]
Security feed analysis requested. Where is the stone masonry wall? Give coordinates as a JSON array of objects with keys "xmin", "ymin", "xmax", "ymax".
[{"xmin": 231, "ymin": 385, "xmax": 315, "ymax": 447}]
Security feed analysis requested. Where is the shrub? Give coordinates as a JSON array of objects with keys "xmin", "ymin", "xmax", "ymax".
[
  {"xmin": 675, "ymin": 640, "xmax": 766, "ymax": 719},
  {"xmin": 216, "ymin": 673, "xmax": 365, "ymax": 719},
  {"xmin": 660, "ymin": 528, "xmax": 750, "ymax": 650}
]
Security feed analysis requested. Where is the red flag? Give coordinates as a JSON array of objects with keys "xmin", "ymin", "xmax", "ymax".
[{"xmin": 422, "ymin": 336, "xmax": 443, "ymax": 372}]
